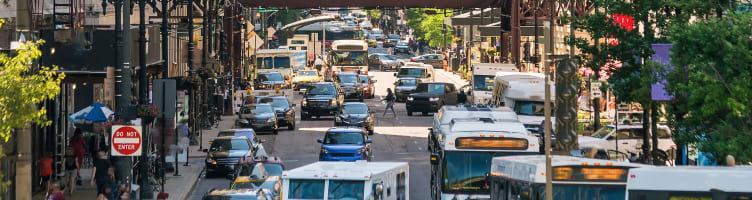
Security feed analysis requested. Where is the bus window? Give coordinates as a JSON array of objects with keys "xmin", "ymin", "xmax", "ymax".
[
  {"xmin": 536, "ymin": 185, "xmax": 625, "ymax": 200},
  {"xmin": 273, "ymin": 57, "xmax": 291, "ymax": 69},
  {"xmin": 332, "ymin": 51, "xmax": 367, "ymax": 66}
]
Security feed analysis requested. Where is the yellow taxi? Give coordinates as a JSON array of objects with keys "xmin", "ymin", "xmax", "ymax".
[
  {"xmin": 230, "ymin": 176, "xmax": 282, "ymax": 200},
  {"xmin": 291, "ymin": 69, "xmax": 322, "ymax": 91}
]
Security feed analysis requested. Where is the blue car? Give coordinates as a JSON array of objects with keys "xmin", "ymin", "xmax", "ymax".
[{"xmin": 317, "ymin": 127, "xmax": 372, "ymax": 161}]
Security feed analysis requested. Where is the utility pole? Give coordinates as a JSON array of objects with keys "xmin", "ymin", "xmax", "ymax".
[
  {"xmin": 115, "ymin": 0, "xmax": 134, "ymax": 186},
  {"xmin": 137, "ymin": 0, "xmax": 154, "ymax": 197},
  {"xmin": 544, "ymin": 0, "xmax": 556, "ymax": 199},
  {"xmin": 442, "ymin": 9, "xmax": 447, "ymax": 52}
]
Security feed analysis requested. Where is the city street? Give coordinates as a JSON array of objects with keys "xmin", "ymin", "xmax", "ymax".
[{"xmin": 187, "ymin": 67, "xmax": 467, "ymax": 199}]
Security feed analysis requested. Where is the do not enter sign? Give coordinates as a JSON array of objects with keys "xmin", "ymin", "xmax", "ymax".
[{"xmin": 111, "ymin": 125, "xmax": 143, "ymax": 156}]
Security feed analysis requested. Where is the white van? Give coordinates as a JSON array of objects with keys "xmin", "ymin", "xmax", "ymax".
[
  {"xmin": 281, "ymin": 161, "xmax": 409, "ymax": 200},
  {"xmin": 491, "ymin": 72, "xmax": 555, "ymax": 135},
  {"xmin": 395, "ymin": 62, "xmax": 434, "ymax": 83}
]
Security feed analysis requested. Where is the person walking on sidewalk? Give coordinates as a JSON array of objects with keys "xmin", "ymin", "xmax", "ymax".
[
  {"xmin": 39, "ymin": 152, "xmax": 54, "ymax": 192},
  {"xmin": 90, "ymin": 151, "xmax": 112, "ymax": 196},
  {"xmin": 62, "ymin": 147, "xmax": 79, "ymax": 195},
  {"xmin": 70, "ymin": 129, "xmax": 86, "ymax": 173},
  {"xmin": 383, "ymin": 88, "xmax": 397, "ymax": 117}
]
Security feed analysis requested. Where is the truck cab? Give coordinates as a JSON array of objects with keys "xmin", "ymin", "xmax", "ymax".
[{"xmin": 281, "ymin": 161, "xmax": 409, "ymax": 200}]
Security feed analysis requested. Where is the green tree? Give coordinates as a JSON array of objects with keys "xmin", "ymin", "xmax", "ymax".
[
  {"xmin": 664, "ymin": 13, "xmax": 752, "ymax": 164},
  {"xmin": 406, "ymin": 8, "xmax": 454, "ymax": 47},
  {"xmin": 278, "ymin": 9, "xmax": 301, "ymax": 26},
  {"xmin": 365, "ymin": 9, "xmax": 381, "ymax": 21},
  {"xmin": 0, "ymin": 19, "xmax": 65, "ymax": 195}
]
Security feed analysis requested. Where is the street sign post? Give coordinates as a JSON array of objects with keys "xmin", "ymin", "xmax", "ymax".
[
  {"xmin": 111, "ymin": 125, "xmax": 143, "ymax": 156},
  {"xmin": 590, "ymin": 81, "xmax": 602, "ymax": 99}
]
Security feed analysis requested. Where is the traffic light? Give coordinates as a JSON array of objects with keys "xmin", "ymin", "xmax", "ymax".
[{"xmin": 554, "ymin": 59, "xmax": 580, "ymax": 152}]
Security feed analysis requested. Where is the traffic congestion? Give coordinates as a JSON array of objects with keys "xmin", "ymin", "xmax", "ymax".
[{"xmin": 188, "ymin": 8, "xmax": 752, "ymax": 200}]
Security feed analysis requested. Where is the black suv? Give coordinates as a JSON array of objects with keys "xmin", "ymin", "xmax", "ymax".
[
  {"xmin": 203, "ymin": 136, "xmax": 256, "ymax": 177},
  {"xmin": 335, "ymin": 72, "xmax": 364, "ymax": 101},
  {"xmin": 301, "ymin": 82, "xmax": 344, "ymax": 120},
  {"xmin": 406, "ymin": 82, "xmax": 459, "ymax": 116},
  {"xmin": 259, "ymin": 96, "xmax": 296, "ymax": 130},
  {"xmin": 334, "ymin": 102, "xmax": 376, "ymax": 135}
]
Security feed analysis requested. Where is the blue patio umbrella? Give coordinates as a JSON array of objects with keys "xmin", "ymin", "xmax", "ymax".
[{"xmin": 69, "ymin": 102, "xmax": 115, "ymax": 123}]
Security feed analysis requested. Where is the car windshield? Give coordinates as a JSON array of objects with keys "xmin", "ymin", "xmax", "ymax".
[
  {"xmin": 443, "ymin": 151, "xmax": 538, "ymax": 192},
  {"xmin": 536, "ymin": 185, "xmax": 626, "ymax": 200},
  {"xmin": 398, "ymin": 79, "xmax": 417, "ymax": 86},
  {"xmin": 241, "ymin": 105, "xmax": 273, "ymax": 114},
  {"xmin": 307, "ymin": 85, "xmax": 337, "ymax": 95},
  {"xmin": 397, "ymin": 42, "xmax": 408, "ymax": 46},
  {"xmin": 332, "ymin": 51, "xmax": 367, "ymax": 66},
  {"xmin": 513, "ymin": 101, "xmax": 545, "ymax": 116},
  {"xmin": 328, "ymin": 180, "xmax": 365, "ymax": 200},
  {"xmin": 358, "ymin": 75, "xmax": 370, "ymax": 84},
  {"xmin": 473, "ymin": 75, "xmax": 495, "ymax": 91},
  {"xmin": 416, "ymin": 83, "xmax": 445, "ymax": 94},
  {"xmin": 337, "ymin": 75, "xmax": 359, "ymax": 84},
  {"xmin": 591, "ymin": 126, "xmax": 615, "ymax": 139},
  {"xmin": 259, "ymin": 98, "xmax": 289, "ymax": 109},
  {"xmin": 289, "ymin": 180, "xmax": 325, "ymax": 199},
  {"xmin": 218, "ymin": 131, "xmax": 255, "ymax": 140},
  {"xmin": 298, "ymin": 71, "xmax": 317, "ymax": 76},
  {"xmin": 209, "ymin": 139, "xmax": 250, "ymax": 151},
  {"xmin": 262, "ymin": 163, "xmax": 284, "ymax": 176},
  {"xmin": 378, "ymin": 54, "xmax": 395, "ymax": 60},
  {"xmin": 342, "ymin": 104, "xmax": 368, "ymax": 114},
  {"xmin": 324, "ymin": 132, "xmax": 364, "ymax": 145},
  {"xmin": 259, "ymin": 73, "xmax": 284, "ymax": 82},
  {"xmin": 398, "ymin": 68, "xmax": 427, "ymax": 78}
]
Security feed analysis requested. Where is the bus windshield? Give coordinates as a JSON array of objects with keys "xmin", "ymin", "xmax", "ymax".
[
  {"xmin": 332, "ymin": 51, "xmax": 367, "ymax": 66},
  {"xmin": 256, "ymin": 57, "xmax": 291, "ymax": 69},
  {"xmin": 274, "ymin": 57, "xmax": 291, "ymax": 68},
  {"xmin": 473, "ymin": 75, "xmax": 495, "ymax": 91},
  {"xmin": 328, "ymin": 180, "xmax": 365, "ymax": 200},
  {"xmin": 398, "ymin": 68, "xmax": 427, "ymax": 78},
  {"xmin": 536, "ymin": 185, "xmax": 626, "ymax": 200},
  {"xmin": 443, "ymin": 151, "xmax": 537, "ymax": 192},
  {"xmin": 257, "ymin": 57, "xmax": 273, "ymax": 69},
  {"xmin": 513, "ymin": 101, "xmax": 545, "ymax": 116}
]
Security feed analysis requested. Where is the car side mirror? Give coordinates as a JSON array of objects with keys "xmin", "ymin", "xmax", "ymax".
[
  {"xmin": 427, "ymin": 128, "xmax": 433, "ymax": 132},
  {"xmin": 366, "ymin": 139, "xmax": 373, "ymax": 143},
  {"xmin": 427, "ymin": 74, "xmax": 432, "ymax": 77},
  {"xmin": 393, "ymin": 73, "xmax": 397, "ymax": 77},
  {"xmin": 430, "ymin": 153, "xmax": 440, "ymax": 165},
  {"xmin": 203, "ymin": 149, "xmax": 209, "ymax": 153},
  {"xmin": 317, "ymin": 138, "xmax": 324, "ymax": 143}
]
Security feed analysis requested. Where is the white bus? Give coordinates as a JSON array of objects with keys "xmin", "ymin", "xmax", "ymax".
[
  {"xmin": 429, "ymin": 117, "xmax": 540, "ymax": 200},
  {"xmin": 330, "ymin": 40, "xmax": 369, "ymax": 75},
  {"xmin": 489, "ymin": 155, "xmax": 649, "ymax": 200},
  {"xmin": 491, "ymin": 72, "xmax": 554, "ymax": 135},
  {"xmin": 626, "ymin": 166, "xmax": 752, "ymax": 200},
  {"xmin": 256, "ymin": 49, "xmax": 295, "ymax": 79},
  {"xmin": 282, "ymin": 161, "xmax": 409, "ymax": 200},
  {"xmin": 468, "ymin": 63, "xmax": 518, "ymax": 104}
]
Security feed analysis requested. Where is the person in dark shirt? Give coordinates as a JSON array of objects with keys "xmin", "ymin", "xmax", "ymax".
[
  {"xmin": 90, "ymin": 151, "xmax": 111, "ymax": 196},
  {"xmin": 62, "ymin": 147, "xmax": 79, "ymax": 195},
  {"xmin": 458, "ymin": 89, "xmax": 468, "ymax": 104}
]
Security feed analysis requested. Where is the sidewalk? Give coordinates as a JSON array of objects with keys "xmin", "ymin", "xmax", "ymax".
[{"xmin": 33, "ymin": 115, "xmax": 237, "ymax": 200}]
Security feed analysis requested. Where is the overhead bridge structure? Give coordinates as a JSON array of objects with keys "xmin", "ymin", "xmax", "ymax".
[{"xmin": 238, "ymin": 0, "xmax": 508, "ymax": 9}]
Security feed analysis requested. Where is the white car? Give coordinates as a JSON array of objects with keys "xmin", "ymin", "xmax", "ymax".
[{"xmin": 579, "ymin": 124, "xmax": 674, "ymax": 156}]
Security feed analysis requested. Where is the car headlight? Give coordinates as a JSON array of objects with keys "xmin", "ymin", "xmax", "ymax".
[
  {"xmin": 329, "ymin": 99, "xmax": 337, "ymax": 106},
  {"xmin": 356, "ymin": 148, "xmax": 365, "ymax": 154},
  {"xmin": 321, "ymin": 148, "xmax": 329, "ymax": 154},
  {"xmin": 407, "ymin": 96, "xmax": 414, "ymax": 101},
  {"xmin": 429, "ymin": 97, "xmax": 440, "ymax": 101},
  {"xmin": 266, "ymin": 118, "xmax": 274, "ymax": 123},
  {"xmin": 205, "ymin": 158, "xmax": 215, "ymax": 163},
  {"xmin": 302, "ymin": 99, "xmax": 308, "ymax": 106},
  {"xmin": 239, "ymin": 119, "xmax": 249, "ymax": 124}
]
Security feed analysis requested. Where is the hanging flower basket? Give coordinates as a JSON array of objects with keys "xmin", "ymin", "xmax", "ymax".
[
  {"xmin": 136, "ymin": 104, "xmax": 159, "ymax": 123},
  {"xmin": 180, "ymin": 75, "xmax": 201, "ymax": 89},
  {"xmin": 198, "ymin": 66, "xmax": 214, "ymax": 79}
]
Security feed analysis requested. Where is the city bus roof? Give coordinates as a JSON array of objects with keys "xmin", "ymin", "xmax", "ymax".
[
  {"xmin": 441, "ymin": 118, "xmax": 539, "ymax": 152},
  {"xmin": 491, "ymin": 155, "xmax": 649, "ymax": 184},
  {"xmin": 331, "ymin": 40, "xmax": 368, "ymax": 51},
  {"xmin": 282, "ymin": 161, "xmax": 408, "ymax": 180},
  {"xmin": 437, "ymin": 104, "xmax": 518, "ymax": 125},
  {"xmin": 255, "ymin": 49, "xmax": 295, "ymax": 56},
  {"xmin": 627, "ymin": 166, "xmax": 752, "ymax": 193}
]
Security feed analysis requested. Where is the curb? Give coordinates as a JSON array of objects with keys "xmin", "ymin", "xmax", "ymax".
[{"xmin": 183, "ymin": 165, "xmax": 205, "ymax": 200}]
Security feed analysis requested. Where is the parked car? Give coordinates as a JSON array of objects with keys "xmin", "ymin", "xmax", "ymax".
[
  {"xmin": 203, "ymin": 136, "xmax": 256, "ymax": 177},
  {"xmin": 411, "ymin": 54, "xmax": 445, "ymax": 68},
  {"xmin": 335, "ymin": 72, "xmax": 364, "ymax": 101},
  {"xmin": 405, "ymin": 82, "xmax": 459, "ymax": 116},
  {"xmin": 255, "ymin": 72, "xmax": 288, "ymax": 90},
  {"xmin": 235, "ymin": 104, "xmax": 279, "ymax": 134},
  {"xmin": 368, "ymin": 53, "xmax": 400, "ymax": 71},
  {"xmin": 317, "ymin": 127, "xmax": 373, "ymax": 161},
  {"xmin": 395, "ymin": 41, "xmax": 411, "ymax": 54},
  {"xmin": 258, "ymin": 96, "xmax": 296, "ymax": 130},
  {"xmin": 300, "ymin": 82, "xmax": 344, "ymax": 120},
  {"xmin": 359, "ymin": 75, "xmax": 376, "ymax": 99},
  {"xmin": 394, "ymin": 77, "xmax": 420, "ymax": 102},
  {"xmin": 579, "ymin": 124, "xmax": 674, "ymax": 156},
  {"xmin": 334, "ymin": 102, "xmax": 376, "ymax": 135}
]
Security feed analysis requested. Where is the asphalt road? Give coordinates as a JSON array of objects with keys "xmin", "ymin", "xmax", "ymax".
[{"xmin": 188, "ymin": 51, "xmax": 457, "ymax": 200}]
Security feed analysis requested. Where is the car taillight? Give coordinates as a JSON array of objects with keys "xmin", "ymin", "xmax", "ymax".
[{"xmin": 411, "ymin": 59, "xmax": 415, "ymax": 62}]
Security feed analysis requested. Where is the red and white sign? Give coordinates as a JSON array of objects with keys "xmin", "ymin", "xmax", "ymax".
[{"xmin": 111, "ymin": 125, "xmax": 143, "ymax": 156}]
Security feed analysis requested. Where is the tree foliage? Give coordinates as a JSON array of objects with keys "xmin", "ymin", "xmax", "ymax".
[
  {"xmin": 406, "ymin": 8, "xmax": 454, "ymax": 48},
  {"xmin": 365, "ymin": 9, "xmax": 381, "ymax": 21},
  {"xmin": 664, "ymin": 13, "xmax": 752, "ymax": 164}
]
